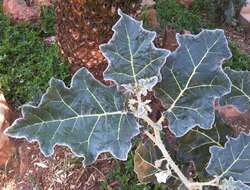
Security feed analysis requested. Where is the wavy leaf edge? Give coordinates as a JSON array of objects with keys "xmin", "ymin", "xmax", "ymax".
[
  {"xmin": 220, "ymin": 67, "xmax": 250, "ymax": 113},
  {"xmin": 206, "ymin": 132, "xmax": 250, "ymax": 184},
  {"xmin": 100, "ymin": 9, "xmax": 170, "ymax": 86},
  {"xmin": 5, "ymin": 68, "xmax": 140, "ymax": 165},
  {"xmin": 157, "ymin": 29, "xmax": 232, "ymax": 137}
]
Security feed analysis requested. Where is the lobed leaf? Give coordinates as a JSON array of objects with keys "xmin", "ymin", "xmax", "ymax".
[
  {"xmin": 206, "ymin": 133, "xmax": 250, "ymax": 185},
  {"xmin": 156, "ymin": 30, "xmax": 232, "ymax": 137},
  {"xmin": 220, "ymin": 68, "xmax": 250, "ymax": 113},
  {"xmin": 100, "ymin": 9, "xmax": 170, "ymax": 86},
  {"xmin": 177, "ymin": 115, "xmax": 233, "ymax": 173},
  {"xmin": 5, "ymin": 68, "xmax": 140, "ymax": 166}
]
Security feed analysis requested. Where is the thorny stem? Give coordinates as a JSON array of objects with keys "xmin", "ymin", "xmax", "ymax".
[{"xmin": 135, "ymin": 93, "xmax": 220, "ymax": 190}]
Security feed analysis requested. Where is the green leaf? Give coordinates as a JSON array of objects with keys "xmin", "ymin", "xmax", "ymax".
[
  {"xmin": 220, "ymin": 177, "xmax": 250, "ymax": 190},
  {"xmin": 155, "ymin": 30, "xmax": 232, "ymax": 137},
  {"xmin": 206, "ymin": 133, "xmax": 250, "ymax": 184},
  {"xmin": 177, "ymin": 115, "xmax": 233, "ymax": 173},
  {"xmin": 220, "ymin": 68, "xmax": 250, "ymax": 113},
  {"xmin": 100, "ymin": 9, "xmax": 170, "ymax": 86},
  {"xmin": 5, "ymin": 68, "xmax": 140, "ymax": 166},
  {"xmin": 134, "ymin": 140, "xmax": 160, "ymax": 184}
]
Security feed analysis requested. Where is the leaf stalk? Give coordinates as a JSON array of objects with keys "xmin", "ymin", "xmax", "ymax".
[{"xmin": 137, "ymin": 94, "xmax": 220, "ymax": 190}]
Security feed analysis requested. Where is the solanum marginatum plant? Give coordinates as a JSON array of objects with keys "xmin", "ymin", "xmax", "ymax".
[{"xmin": 6, "ymin": 10, "xmax": 250, "ymax": 190}]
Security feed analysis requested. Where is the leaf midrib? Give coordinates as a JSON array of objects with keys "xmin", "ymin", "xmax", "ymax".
[
  {"xmin": 219, "ymin": 142, "xmax": 250, "ymax": 179},
  {"xmin": 167, "ymin": 37, "xmax": 219, "ymax": 113},
  {"xmin": 24, "ymin": 111, "xmax": 127, "ymax": 129},
  {"xmin": 125, "ymin": 23, "xmax": 137, "ymax": 84},
  {"xmin": 232, "ymin": 84, "xmax": 250, "ymax": 103}
]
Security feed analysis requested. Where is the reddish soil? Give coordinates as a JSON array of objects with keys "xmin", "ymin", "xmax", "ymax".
[
  {"xmin": 0, "ymin": 139, "xmax": 116, "ymax": 190},
  {"xmin": 224, "ymin": 25, "xmax": 250, "ymax": 54}
]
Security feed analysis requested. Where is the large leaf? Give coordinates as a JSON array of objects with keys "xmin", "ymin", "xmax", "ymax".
[
  {"xmin": 177, "ymin": 115, "xmax": 233, "ymax": 174},
  {"xmin": 5, "ymin": 68, "xmax": 140, "ymax": 166},
  {"xmin": 100, "ymin": 9, "xmax": 170, "ymax": 86},
  {"xmin": 206, "ymin": 133, "xmax": 250, "ymax": 185},
  {"xmin": 220, "ymin": 68, "xmax": 250, "ymax": 113},
  {"xmin": 155, "ymin": 30, "xmax": 232, "ymax": 137}
]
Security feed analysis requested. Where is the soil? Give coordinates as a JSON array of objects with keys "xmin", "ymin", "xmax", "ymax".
[
  {"xmin": 224, "ymin": 25, "xmax": 250, "ymax": 54},
  {"xmin": 0, "ymin": 139, "xmax": 116, "ymax": 190}
]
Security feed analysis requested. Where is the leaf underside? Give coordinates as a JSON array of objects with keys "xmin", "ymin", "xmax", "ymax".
[
  {"xmin": 134, "ymin": 140, "xmax": 180, "ymax": 188},
  {"xmin": 134, "ymin": 140, "xmax": 161, "ymax": 184},
  {"xmin": 156, "ymin": 29, "xmax": 232, "ymax": 137},
  {"xmin": 220, "ymin": 68, "xmax": 250, "ymax": 113},
  {"xmin": 6, "ymin": 68, "xmax": 140, "ymax": 166},
  {"xmin": 100, "ymin": 9, "xmax": 169, "ymax": 86},
  {"xmin": 206, "ymin": 133, "xmax": 250, "ymax": 186}
]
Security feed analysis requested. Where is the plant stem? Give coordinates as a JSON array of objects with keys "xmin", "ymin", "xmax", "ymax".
[
  {"xmin": 144, "ymin": 126, "xmax": 191, "ymax": 188},
  {"xmin": 134, "ymin": 92, "xmax": 219, "ymax": 189},
  {"xmin": 143, "ymin": 115, "xmax": 220, "ymax": 190}
]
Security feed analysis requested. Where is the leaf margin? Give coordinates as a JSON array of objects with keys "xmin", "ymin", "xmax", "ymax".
[
  {"xmin": 156, "ymin": 29, "xmax": 233, "ymax": 137},
  {"xmin": 5, "ymin": 68, "xmax": 141, "ymax": 166},
  {"xmin": 206, "ymin": 132, "xmax": 250, "ymax": 184},
  {"xmin": 100, "ymin": 8, "xmax": 170, "ymax": 87}
]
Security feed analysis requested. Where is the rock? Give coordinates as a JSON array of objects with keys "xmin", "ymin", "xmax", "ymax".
[
  {"xmin": 216, "ymin": 105, "xmax": 250, "ymax": 136},
  {"xmin": 177, "ymin": 0, "xmax": 193, "ymax": 9},
  {"xmin": 3, "ymin": 0, "xmax": 41, "ymax": 23},
  {"xmin": 240, "ymin": 1, "xmax": 250, "ymax": 43},
  {"xmin": 0, "ymin": 93, "xmax": 14, "ymax": 166},
  {"xmin": 240, "ymin": 3, "xmax": 250, "ymax": 29}
]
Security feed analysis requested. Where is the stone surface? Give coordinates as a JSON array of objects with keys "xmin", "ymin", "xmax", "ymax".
[
  {"xmin": 0, "ymin": 93, "xmax": 14, "ymax": 166},
  {"xmin": 240, "ymin": 1, "xmax": 250, "ymax": 29},
  {"xmin": 3, "ymin": 0, "xmax": 41, "ymax": 23},
  {"xmin": 216, "ymin": 105, "xmax": 250, "ymax": 136}
]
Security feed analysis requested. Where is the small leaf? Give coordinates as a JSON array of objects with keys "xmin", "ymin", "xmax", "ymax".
[
  {"xmin": 6, "ymin": 68, "xmax": 140, "ymax": 166},
  {"xmin": 177, "ymin": 115, "xmax": 233, "ymax": 173},
  {"xmin": 155, "ymin": 170, "xmax": 171, "ymax": 183},
  {"xmin": 134, "ymin": 140, "xmax": 161, "ymax": 184},
  {"xmin": 220, "ymin": 68, "xmax": 250, "ymax": 113},
  {"xmin": 122, "ymin": 76, "xmax": 158, "ymax": 96},
  {"xmin": 206, "ymin": 133, "xmax": 250, "ymax": 185},
  {"xmin": 100, "ymin": 9, "xmax": 170, "ymax": 86},
  {"xmin": 220, "ymin": 177, "xmax": 250, "ymax": 190},
  {"xmin": 156, "ymin": 30, "xmax": 232, "ymax": 137}
]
